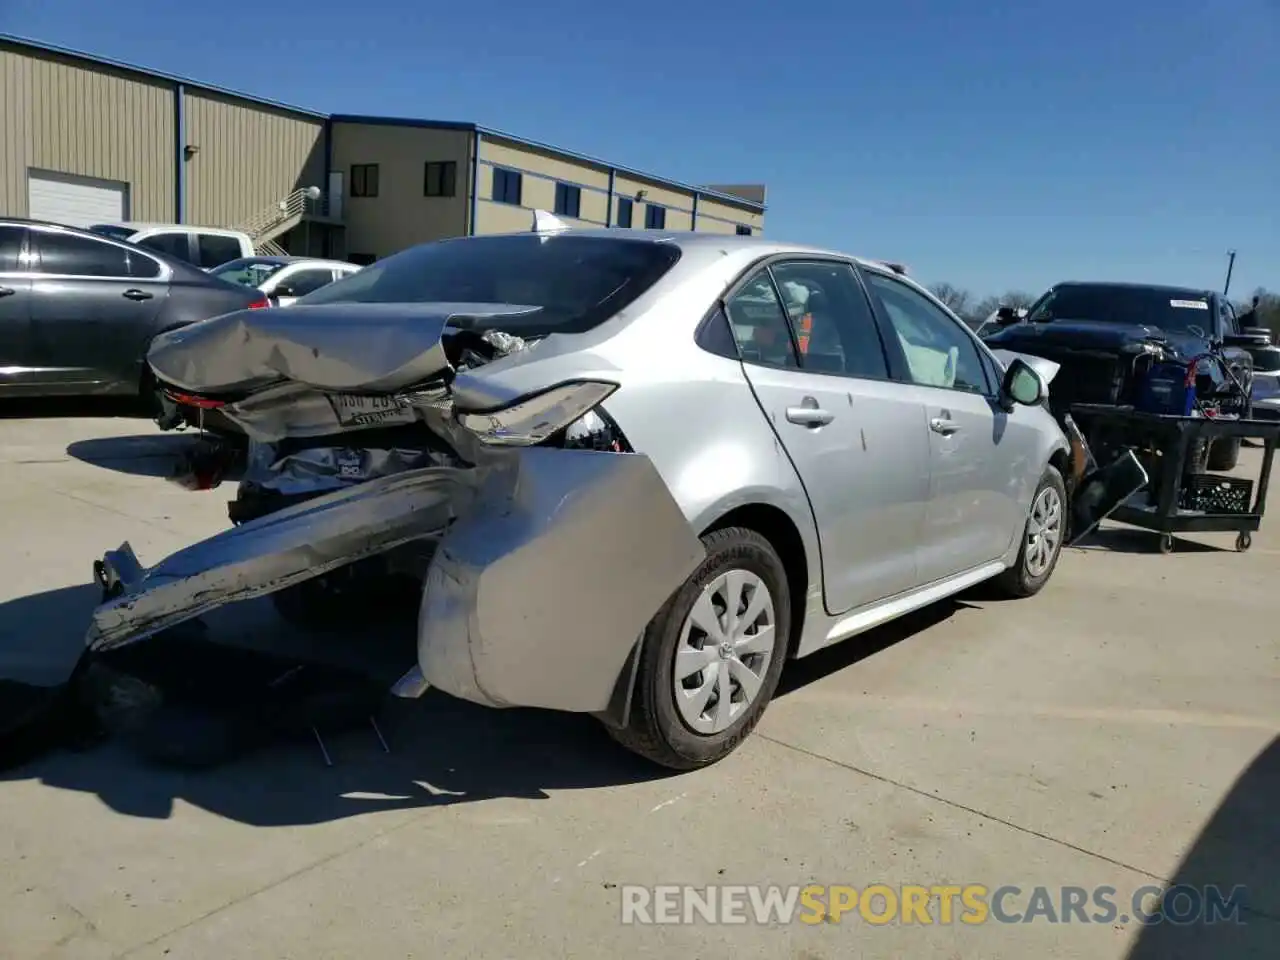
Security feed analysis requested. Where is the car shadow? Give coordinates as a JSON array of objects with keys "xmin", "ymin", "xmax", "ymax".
[
  {"xmin": 0, "ymin": 583, "xmax": 673, "ymax": 826},
  {"xmin": 1124, "ymin": 735, "xmax": 1279, "ymax": 958},
  {"xmin": 776, "ymin": 600, "xmax": 971, "ymax": 696},
  {"xmin": 0, "ymin": 397, "xmax": 150, "ymax": 420},
  {"xmin": 1070, "ymin": 526, "xmax": 1225, "ymax": 555},
  {"xmin": 66, "ymin": 434, "xmax": 245, "ymax": 482}
]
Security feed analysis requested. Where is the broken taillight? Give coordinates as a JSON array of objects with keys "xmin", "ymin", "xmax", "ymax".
[{"xmin": 165, "ymin": 390, "xmax": 227, "ymax": 410}]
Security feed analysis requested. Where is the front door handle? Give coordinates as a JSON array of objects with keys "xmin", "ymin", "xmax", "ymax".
[
  {"xmin": 929, "ymin": 417, "xmax": 961, "ymax": 435},
  {"xmin": 0, "ymin": 286, "xmax": 14, "ymax": 298},
  {"xmin": 122, "ymin": 288, "xmax": 153, "ymax": 301},
  {"xmin": 786, "ymin": 405, "xmax": 835, "ymax": 428}
]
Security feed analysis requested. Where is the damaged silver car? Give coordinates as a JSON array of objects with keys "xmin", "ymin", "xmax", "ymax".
[{"xmin": 90, "ymin": 216, "xmax": 1108, "ymax": 770}]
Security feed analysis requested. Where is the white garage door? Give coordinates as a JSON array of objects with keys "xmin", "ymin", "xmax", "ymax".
[{"xmin": 27, "ymin": 171, "xmax": 129, "ymax": 228}]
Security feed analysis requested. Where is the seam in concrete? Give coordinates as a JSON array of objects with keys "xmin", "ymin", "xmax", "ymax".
[{"xmin": 757, "ymin": 733, "xmax": 1279, "ymax": 923}]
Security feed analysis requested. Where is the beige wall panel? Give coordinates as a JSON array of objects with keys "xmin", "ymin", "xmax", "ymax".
[
  {"xmin": 0, "ymin": 46, "xmax": 174, "ymax": 219},
  {"xmin": 331, "ymin": 122, "xmax": 471, "ymax": 258},
  {"xmin": 183, "ymin": 91, "xmax": 324, "ymax": 229}
]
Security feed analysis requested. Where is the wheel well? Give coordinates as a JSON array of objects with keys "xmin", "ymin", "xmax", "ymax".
[
  {"xmin": 1049, "ymin": 447, "xmax": 1070, "ymax": 479},
  {"xmin": 704, "ymin": 503, "xmax": 809, "ymax": 658}
]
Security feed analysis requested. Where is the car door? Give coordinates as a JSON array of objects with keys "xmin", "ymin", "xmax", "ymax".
[
  {"xmin": 270, "ymin": 265, "xmax": 338, "ymax": 306},
  {"xmin": 27, "ymin": 227, "xmax": 167, "ymax": 392},
  {"xmin": 860, "ymin": 269, "xmax": 1028, "ymax": 581},
  {"xmin": 0, "ymin": 225, "xmax": 36, "ymax": 388},
  {"xmin": 727, "ymin": 258, "xmax": 931, "ymax": 615}
]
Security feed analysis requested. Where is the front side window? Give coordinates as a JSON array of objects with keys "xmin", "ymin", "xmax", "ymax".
[
  {"xmin": 197, "ymin": 234, "xmax": 244, "ymax": 269},
  {"xmin": 32, "ymin": 231, "xmax": 131, "ymax": 278},
  {"xmin": 137, "ymin": 231, "xmax": 192, "ymax": 262},
  {"xmin": 298, "ymin": 234, "xmax": 681, "ymax": 336},
  {"xmin": 863, "ymin": 271, "xmax": 990, "ymax": 393},
  {"xmin": 0, "ymin": 225, "xmax": 24, "ymax": 271},
  {"xmin": 281, "ymin": 268, "xmax": 336, "ymax": 297},
  {"xmin": 210, "ymin": 259, "xmax": 287, "ymax": 288},
  {"xmin": 768, "ymin": 260, "xmax": 889, "ymax": 379}
]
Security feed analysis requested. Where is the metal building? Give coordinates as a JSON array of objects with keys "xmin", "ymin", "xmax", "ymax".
[{"xmin": 1, "ymin": 35, "xmax": 766, "ymax": 262}]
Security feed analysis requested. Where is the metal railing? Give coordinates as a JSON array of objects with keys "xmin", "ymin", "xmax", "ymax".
[{"xmin": 233, "ymin": 187, "xmax": 329, "ymax": 254}]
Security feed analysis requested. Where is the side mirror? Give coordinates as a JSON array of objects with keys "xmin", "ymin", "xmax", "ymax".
[
  {"xmin": 995, "ymin": 305, "xmax": 1021, "ymax": 327},
  {"xmin": 1001, "ymin": 357, "xmax": 1044, "ymax": 407}
]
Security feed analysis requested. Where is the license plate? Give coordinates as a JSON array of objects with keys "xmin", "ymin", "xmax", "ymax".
[{"xmin": 328, "ymin": 394, "xmax": 417, "ymax": 428}]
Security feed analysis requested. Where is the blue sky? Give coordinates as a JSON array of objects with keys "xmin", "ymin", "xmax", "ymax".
[{"xmin": 4, "ymin": 0, "xmax": 1276, "ymax": 299}]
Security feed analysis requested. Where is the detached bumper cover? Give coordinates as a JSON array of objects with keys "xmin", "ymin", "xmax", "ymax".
[{"xmin": 86, "ymin": 448, "xmax": 704, "ymax": 715}]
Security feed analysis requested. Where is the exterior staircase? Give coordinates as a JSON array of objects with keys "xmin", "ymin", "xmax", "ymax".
[{"xmin": 233, "ymin": 186, "xmax": 326, "ymax": 256}]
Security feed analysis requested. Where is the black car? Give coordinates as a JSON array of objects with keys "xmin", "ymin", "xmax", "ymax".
[
  {"xmin": 0, "ymin": 218, "xmax": 268, "ymax": 401},
  {"xmin": 983, "ymin": 281, "xmax": 1262, "ymax": 469}
]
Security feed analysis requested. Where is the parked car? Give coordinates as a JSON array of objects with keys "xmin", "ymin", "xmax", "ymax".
[
  {"xmin": 208, "ymin": 256, "xmax": 362, "ymax": 306},
  {"xmin": 983, "ymin": 282, "xmax": 1258, "ymax": 469},
  {"xmin": 93, "ymin": 225, "xmax": 1092, "ymax": 771},
  {"xmin": 88, "ymin": 222, "xmax": 255, "ymax": 270},
  {"xmin": 0, "ymin": 218, "xmax": 269, "ymax": 399}
]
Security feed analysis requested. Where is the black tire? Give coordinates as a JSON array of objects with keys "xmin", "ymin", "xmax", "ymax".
[
  {"xmin": 992, "ymin": 465, "xmax": 1067, "ymax": 599},
  {"xmin": 1207, "ymin": 437, "xmax": 1241, "ymax": 471},
  {"xmin": 606, "ymin": 527, "xmax": 791, "ymax": 771}
]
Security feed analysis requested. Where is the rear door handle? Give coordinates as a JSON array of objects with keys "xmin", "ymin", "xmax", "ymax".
[
  {"xmin": 0, "ymin": 287, "xmax": 14, "ymax": 298},
  {"xmin": 930, "ymin": 417, "xmax": 961, "ymax": 435},
  {"xmin": 786, "ymin": 406, "xmax": 835, "ymax": 427},
  {"xmin": 123, "ymin": 288, "xmax": 153, "ymax": 301}
]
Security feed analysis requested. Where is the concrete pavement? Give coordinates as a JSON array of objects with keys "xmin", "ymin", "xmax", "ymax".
[{"xmin": 0, "ymin": 408, "xmax": 1275, "ymax": 959}]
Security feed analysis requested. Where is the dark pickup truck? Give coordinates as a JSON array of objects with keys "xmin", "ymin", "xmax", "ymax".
[{"xmin": 982, "ymin": 281, "xmax": 1269, "ymax": 470}]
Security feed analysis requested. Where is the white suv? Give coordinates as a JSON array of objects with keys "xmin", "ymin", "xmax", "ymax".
[{"xmin": 88, "ymin": 223, "xmax": 254, "ymax": 269}]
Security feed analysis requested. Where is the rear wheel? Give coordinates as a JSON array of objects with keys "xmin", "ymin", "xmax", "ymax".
[
  {"xmin": 606, "ymin": 527, "xmax": 790, "ymax": 770},
  {"xmin": 992, "ymin": 465, "xmax": 1066, "ymax": 598}
]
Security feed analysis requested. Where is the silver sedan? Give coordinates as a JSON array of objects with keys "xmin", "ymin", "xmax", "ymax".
[{"xmin": 91, "ymin": 223, "xmax": 1075, "ymax": 770}]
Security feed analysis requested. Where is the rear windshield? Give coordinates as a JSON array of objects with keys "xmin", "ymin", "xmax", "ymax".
[
  {"xmin": 88, "ymin": 224, "xmax": 136, "ymax": 242},
  {"xmin": 210, "ymin": 259, "xmax": 287, "ymax": 287},
  {"xmin": 297, "ymin": 234, "xmax": 683, "ymax": 335},
  {"xmin": 1027, "ymin": 285, "xmax": 1215, "ymax": 335}
]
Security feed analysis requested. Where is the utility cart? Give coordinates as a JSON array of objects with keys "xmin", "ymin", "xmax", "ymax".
[{"xmin": 1069, "ymin": 404, "xmax": 1280, "ymax": 553}]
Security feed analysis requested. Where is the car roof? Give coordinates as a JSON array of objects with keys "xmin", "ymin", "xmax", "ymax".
[
  {"xmin": 98, "ymin": 222, "xmax": 249, "ymax": 236},
  {"xmin": 465, "ymin": 227, "xmax": 911, "ymax": 280},
  {"xmin": 221, "ymin": 256, "xmax": 359, "ymax": 268},
  {"xmin": 1049, "ymin": 280, "xmax": 1216, "ymax": 300}
]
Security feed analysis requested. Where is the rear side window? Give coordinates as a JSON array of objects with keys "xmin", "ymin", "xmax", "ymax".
[
  {"xmin": 282, "ymin": 268, "xmax": 335, "ymax": 297},
  {"xmin": 0, "ymin": 226, "xmax": 23, "ymax": 271},
  {"xmin": 138, "ymin": 232, "xmax": 192, "ymax": 262},
  {"xmin": 198, "ymin": 234, "xmax": 246, "ymax": 268},
  {"xmin": 32, "ymin": 231, "xmax": 131, "ymax": 277},
  {"xmin": 769, "ymin": 260, "xmax": 889, "ymax": 379},
  {"xmin": 298, "ymin": 235, "xmax": 683, "ymax": 335}
]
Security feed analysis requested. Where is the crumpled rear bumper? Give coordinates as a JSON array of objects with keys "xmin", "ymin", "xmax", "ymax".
[{"xmin": 87, "ymin": 448, "xmax": 704, "ymax": 715}]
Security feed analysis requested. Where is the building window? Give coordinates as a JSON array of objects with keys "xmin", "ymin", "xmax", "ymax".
[
  {"xmin": 492, "ymin": 167, "xmax": 522, "ymax": 205},
  {"xmin": 348, "ymin": 253, "xmax": 377, "ymax": 266},
  {"xmin": 736, "ymin": 225, "xmax": 752, "ymax": 236},
  {"xmin": 644, "ymin": 204, "xmax": 666, "ymax": 229},
  {"xmin": 616, "ymin": 197, "xmax": 633, "ymax": 228},
  {"xmin": 424, "ymin": 161, "xmax": 457, "ymax": 197},
  {"xmin": 554, "ymin": 182, "xmax": 581, "ymax": 219},
  {"xmin": 351, "ymin": 164, "xmax": 379, "ymax": 198}
]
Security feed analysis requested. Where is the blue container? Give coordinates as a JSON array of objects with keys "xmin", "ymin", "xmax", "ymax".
[{"xmin": 1136, "ymin": 361, "xmax": 1196, "ymax": 415}]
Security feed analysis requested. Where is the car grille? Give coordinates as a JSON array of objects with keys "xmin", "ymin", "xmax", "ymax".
[{"xmin": 1032, "ymin": 349, "xmax": 1128, "ymax": 416}]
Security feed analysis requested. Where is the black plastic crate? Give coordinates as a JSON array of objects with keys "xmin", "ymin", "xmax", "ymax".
[{"xmin": 1179, "ymin": 474, "xmax": 1254, "ymax": 514}]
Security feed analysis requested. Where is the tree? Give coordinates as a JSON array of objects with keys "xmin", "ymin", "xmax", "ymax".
[
  {"xmin": 972, "ymin": 291, "xmax": 1036, "ymax": 322},
  {"xmin": 927, "ymin": 282, "xmax": 974, "ymax": 320}
]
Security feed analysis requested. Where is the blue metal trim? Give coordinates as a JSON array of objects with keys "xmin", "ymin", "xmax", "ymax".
[
  {"xmin": 0, "ymin": 33, "xmax": 327, "ymax": 120},
  {"xmin": 331, "ymin": 114, "xmax": 477, "ymax": 133},
  {"xmin": 691, "ymin": 192, "xmax": 698, "ymax": 231},
  {"xmin": 174, "ymin": 83, "xmax": 185, "ymax": 223},
  {"xmin": 469, "ymin": 130, "xmax": 481, "ymax": 236},
  {"xmin": 605, "ymin": 169, "xmax": 615, "ymax": 228},
  {"xmin": 323, "ymin": 117, "xmax": 333, "ymax": 193}
]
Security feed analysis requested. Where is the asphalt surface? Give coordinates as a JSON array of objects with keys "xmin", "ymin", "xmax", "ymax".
[{"xmin": 0, "ymin": 405, "xmax": 1276, "ymax": 959}]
